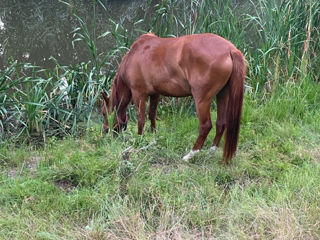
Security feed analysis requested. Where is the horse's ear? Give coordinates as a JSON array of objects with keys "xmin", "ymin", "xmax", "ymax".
[{"xmin": 101, "ymin": 91, "xmax": 110, "ymax": 106}]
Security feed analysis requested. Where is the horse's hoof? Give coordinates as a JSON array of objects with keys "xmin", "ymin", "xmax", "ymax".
[
  {"xmin": 209, "ymin": 146, "xmax": 217, "ymax": 153},
  {"xmin": 183, "ymin": 150, "xmax": 199, "ymax": 161}
]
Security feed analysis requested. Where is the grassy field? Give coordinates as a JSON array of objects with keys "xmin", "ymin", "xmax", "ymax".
[
  {"xmin": 1, "ymin": 80, "xmax": 319, "ymax": 239},
  {"xmin": 1, "ymin": 0, "xmax": 320, "ymax": 239}
]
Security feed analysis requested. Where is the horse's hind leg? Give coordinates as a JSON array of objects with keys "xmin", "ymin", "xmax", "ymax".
[
  {"xmin": 149, "ymin": 94, "xmax": 160, "ymax": 132},
  {"xmin": 132, "ymin": 92, "xmax": 147, "ymax": 135},
  {"xmin": 183, "ymin": 97, "xmax": 212, "ymax": 161},
  {"xmin": 211, "ymin": 85, "xmax": 228, "ymax": 152}
]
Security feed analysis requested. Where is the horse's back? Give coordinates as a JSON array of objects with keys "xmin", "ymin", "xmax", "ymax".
[{"xmin": 121, "ymin": 33, "xmax": 239, "ymax": 97}]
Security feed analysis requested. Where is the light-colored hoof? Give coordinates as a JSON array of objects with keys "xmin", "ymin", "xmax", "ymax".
[
  {"xmin": 183, "ymin": 150, "xmax": 200, "ymax": 161},
  {"xmin": 209, "ymin": 146, "xmax": 217, "ymax": 153}
]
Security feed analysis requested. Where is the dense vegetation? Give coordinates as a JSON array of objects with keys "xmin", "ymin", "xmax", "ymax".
[{"xmin": 1, "ymin": 0, "xmax": 319, "ymax": 239}]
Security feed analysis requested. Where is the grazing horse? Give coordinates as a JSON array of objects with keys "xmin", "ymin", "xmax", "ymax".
[{"xmin": 101, "ymin": 33, "xmax": 246, "ymax": 164}]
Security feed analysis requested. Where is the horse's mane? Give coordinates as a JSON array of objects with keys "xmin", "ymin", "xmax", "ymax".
[
  {"xmin": 111, "ymin": 52, "xmax": 129, "ymax": 109},
  {"xmin": 111, "ymin": 72, "xmax": 120, "ymax": 110}
]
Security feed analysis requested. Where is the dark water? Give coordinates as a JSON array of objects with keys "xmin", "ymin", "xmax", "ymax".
[{"xmin": 0, "ymin": 0, "xmax": 147, "ymax": 69}]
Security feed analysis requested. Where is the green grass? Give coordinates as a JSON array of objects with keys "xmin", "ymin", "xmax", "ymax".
[{"xmin": 1, "ymin": 81, "xmax": 319, "ymax": 239}]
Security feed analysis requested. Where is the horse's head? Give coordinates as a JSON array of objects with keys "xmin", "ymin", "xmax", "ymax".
[{"xmin": 101, "ymin": 91, "xmax": 128, "ymax": 133}]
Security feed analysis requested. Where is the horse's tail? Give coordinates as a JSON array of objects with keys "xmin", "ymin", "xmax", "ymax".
[{"xmin": 223, "ymin": 49, "xmax": 246, "ymax": 164}]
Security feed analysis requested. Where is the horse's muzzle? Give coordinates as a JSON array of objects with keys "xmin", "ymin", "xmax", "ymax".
[
  {"xmin": 111, "ymin": 122, "xmax": 127, "ymax": 133},
  {"xmin": 119, "ymin": 122, "xmax": 127, "ymax": 131}
]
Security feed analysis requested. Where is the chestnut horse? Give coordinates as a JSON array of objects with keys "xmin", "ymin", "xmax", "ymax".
[{"xmin": 101, "ymin": 33, "xmax": 246, "ymax": 164}]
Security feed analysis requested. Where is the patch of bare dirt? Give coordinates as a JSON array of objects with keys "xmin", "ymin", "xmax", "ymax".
[
  {"xmin": 310, "ymin": 147, "xmax": 320, "ymax": 162},
  {"xmin": 54, "ymin": 179, "xmax": 75, "ymax": 193},
  {"xmin": 3, "ymin": 156, "xmax": 41, "ymax": 178}
]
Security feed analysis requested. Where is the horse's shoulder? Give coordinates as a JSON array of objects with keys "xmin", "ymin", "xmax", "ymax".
[{"xmin": 126, "ymin": 33, "xmax": 158, "ymax": 58}]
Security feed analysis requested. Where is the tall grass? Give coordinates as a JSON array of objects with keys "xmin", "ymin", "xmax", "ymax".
[{"xmin": 0, "ymin": 0, "xmax": 319, "ymax": 142}]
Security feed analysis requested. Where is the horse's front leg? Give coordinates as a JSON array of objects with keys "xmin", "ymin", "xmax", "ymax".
[
  {"xmin": 149, "ymin": 94, "xmax": 160, "ymax": 132},
  {"xmin": 132, "ymin": 93, "xmax": 147, "ymax": 135}
]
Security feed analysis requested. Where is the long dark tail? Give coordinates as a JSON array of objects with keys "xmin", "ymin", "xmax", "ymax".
[{"xmin": 223, "ymin": 50, "xmax": 246, "ymax": 164}]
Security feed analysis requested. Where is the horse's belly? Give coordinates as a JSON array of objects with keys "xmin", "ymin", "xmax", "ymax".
[{"xmin": 153, "ymin": 78, "xmax": 191, "ymax": 97}]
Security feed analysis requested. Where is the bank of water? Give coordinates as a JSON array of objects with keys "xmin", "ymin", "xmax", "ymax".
[{"xmin": 0, "ymin": 0, "xmax": 147, "ymax": 68}]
